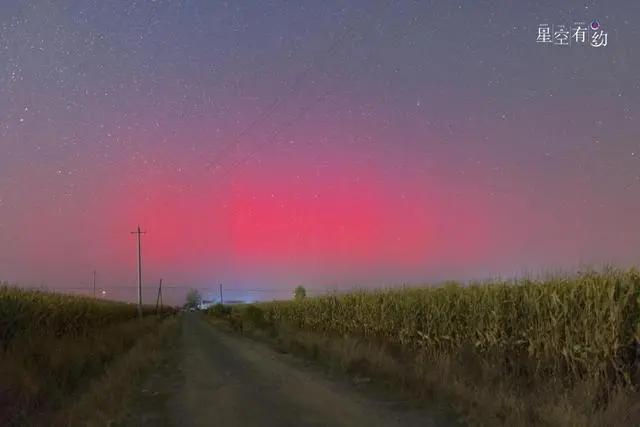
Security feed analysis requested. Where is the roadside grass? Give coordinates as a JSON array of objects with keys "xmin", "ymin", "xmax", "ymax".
[
  {"xmin": 206, "ymin": 267, "xmax": 640, "ymax": 426},
  {"xmin": 212, "ymin": 314, "xmax": 640, "ymax": 426},
  {"xmin": 266, "ymin": 325, "xmax": 639, "ymax": 426},
  {"xmin": 0, "ymin": 314, "xmax": 176, "ymax": 425},
  {"xmin": 55, "ymin": 315, "xmax": 180, "ymax": 426}
]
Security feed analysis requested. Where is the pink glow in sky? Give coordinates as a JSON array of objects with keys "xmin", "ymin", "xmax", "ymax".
[{"xmin": 1, "ymin": 1, "xmax": 639, "ymax": 303}]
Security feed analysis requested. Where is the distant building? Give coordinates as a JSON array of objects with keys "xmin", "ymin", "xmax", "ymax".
[
  {"xmin": 197, "ymin": 298, "xmax": 247, "ymax": 310},
  {"xmin": 197, "ymin": 300, "xmax": 217, "ymax": 310}
]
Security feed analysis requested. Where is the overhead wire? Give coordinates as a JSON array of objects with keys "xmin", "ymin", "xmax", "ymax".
[{"xmin": 204, "ymin": 7, "xmax": 369, "ymax": 173}]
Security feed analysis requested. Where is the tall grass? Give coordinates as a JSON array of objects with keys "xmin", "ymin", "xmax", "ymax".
[
  {"xmin": 0, "ymin": 286, "xmax": 175, "ymax": 425},
  {"xmin": 0, "ymin": 286, "xmax": 169, "ymax": 348},
  {"xmin": 258, "ymin": 268, "xmax": 640, "ymax": 394}
]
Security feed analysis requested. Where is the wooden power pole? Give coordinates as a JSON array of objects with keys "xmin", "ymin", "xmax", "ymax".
[
  {"xmin": 131, "ymin": 226, "xmax": 146, "ymax": 318},
  {"xmin": 155, "ymin": 278, "xmax": 163, "ymax": 314}
]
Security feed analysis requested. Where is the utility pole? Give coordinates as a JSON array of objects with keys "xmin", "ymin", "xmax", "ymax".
[
  {"xmin": 130, "ymin": 226, "xmax": 146, "ymax": 318},
  {"xmin": 155, "ymin": 278, "xmax": 163, "ymax": 315},
  {"xmin": 92, "ymin": 270, "xmax": 97, "ymax": 298},
  {"xmin": 219, "ymin": 283, "xmax": 223, "ymax": 304}
]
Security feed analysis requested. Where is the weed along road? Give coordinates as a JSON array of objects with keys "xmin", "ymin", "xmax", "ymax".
[{"xmin": 122, "ymin": 312, "xmax": 457, "ymax": 427}]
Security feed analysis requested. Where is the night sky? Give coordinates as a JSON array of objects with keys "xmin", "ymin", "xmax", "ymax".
[{"xmin": 1, "ymin": 1, "xmax": 639, "ymax": 303}]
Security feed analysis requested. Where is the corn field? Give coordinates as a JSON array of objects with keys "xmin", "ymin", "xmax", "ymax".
[
  {"xmin": 259, "ymin": 268, "xmax": 640, "ymax": 387},
  {"xmin": 0, "ymin": 286, "xmax": 165, "ymax": 348}
]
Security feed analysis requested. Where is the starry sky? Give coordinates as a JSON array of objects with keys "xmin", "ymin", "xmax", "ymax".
[{"xmin": 1, "ymin": 1, "xmax": 639, "ymax": 304}]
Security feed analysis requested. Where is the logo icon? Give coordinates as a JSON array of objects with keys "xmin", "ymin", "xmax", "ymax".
[{"xmin": 536, "ymin": 20, "xmax": 608, "ymax": 48}]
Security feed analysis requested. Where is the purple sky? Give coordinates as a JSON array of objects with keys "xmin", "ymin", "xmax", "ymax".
[{"xmin": 1, "ymin": 1, "xmax": 639, "ymax": 304}]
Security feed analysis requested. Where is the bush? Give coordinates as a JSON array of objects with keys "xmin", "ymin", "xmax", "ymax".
[
  {"xmin": 184, "ymin": 288, "xmax": 202, "ymax": 309},
  {"xmin": 294, "ymin": 285, "xmax": 306, "ymax": 300},
  {"xmin": 242, "ymin": 305, "xmax": 266, "ymax": 328},
  {"xmin": 207, "ymin": 303, "xmax": 232, "ymax": 318}
]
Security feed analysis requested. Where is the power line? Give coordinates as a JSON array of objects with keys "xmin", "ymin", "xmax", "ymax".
[
  {"xmin": 25, "ymin": 285, "xmax": 348, "ymax": 293},
  {"xmin": 205, "ymin": 1, "xmax": 422, "ymax": 183},
  {"xmin": 204, "ymin": 4, "xmax": 384, "ymax": 176},
  {"xmin": 205, "ymin": 25, "xmax": 357, "ymax": 173},
  {"xmin": 215, "ymin": 52, "xmax": 375, "ymax": 182}
]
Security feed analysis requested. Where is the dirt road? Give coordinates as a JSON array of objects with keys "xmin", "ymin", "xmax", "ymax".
[{"xmin": 122, "ymin": 313, "xmax": 458, "ymax": 427}]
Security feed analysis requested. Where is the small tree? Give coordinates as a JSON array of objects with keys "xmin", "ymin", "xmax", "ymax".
[
  {"xmin": 293, "ymin": 285, "xmax": 306, "ymax": 300},
  {"xmin": 185, "ymin": 288, "xmax": 202, "ymax": 309}
]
